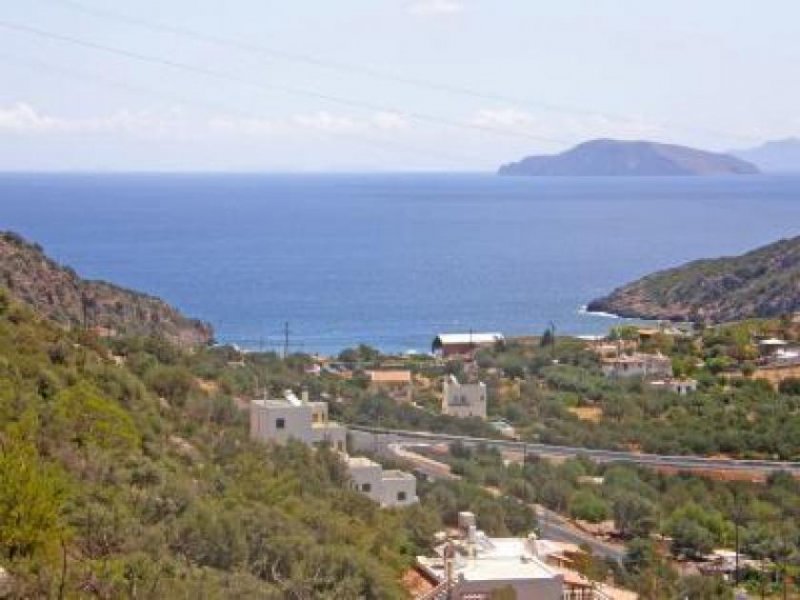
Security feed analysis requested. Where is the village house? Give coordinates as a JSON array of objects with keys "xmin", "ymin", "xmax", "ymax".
[
  {"xmin": 415, "ymin": 512, "xmax": 564, "ymax": 600},
  {"xmin": 442, "ymin": 374, "xmax": 487, "ymax": 419},
  {"xmin": 432, "ymin": 332, "xmax": 504, "ymax": 359},
  {"xmin": 367, "ymin": 369, "xmax": 413, "ymax": 403},
  {"xmin": 648, "ymin": 377, "xmax": 698, "ymax": 395},
  {"xmin": 250, "ymin": 389, "xmax": 347, "ymax": 452},
  {"xmin": 250, "ymin": 390, "xmax": 418, "ymax": 508},
  {"xmin": 346, "ymin": 456, "xmax": 419, "ymax": 508},
  {"xmin": 601, "ymin": 352, "xmax": 672, "ymax": 379}
]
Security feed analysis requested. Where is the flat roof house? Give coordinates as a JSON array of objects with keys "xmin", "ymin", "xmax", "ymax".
[
  {"xmin": 432, "ymin": 332, "xmax": 504, "ymax": 359},
  {"xmin": 442, "ymin": 374, "xmax": 487, "ymax": 419},
  {"xmin": 416, "ymin": 512, "xmax": 563, "ymax": 600},
  {"xmin": 601, "ymin": 352, "xmax": 672, "ymax": 379},
  {"xmin": 346, "ymin": 456, "xmax": 418, "ymax": 508},
  {"xmin": 250, "ymin": 390, "xmax": 347, "ymax": 453}
]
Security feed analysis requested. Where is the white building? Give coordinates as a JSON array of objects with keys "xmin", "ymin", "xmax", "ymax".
[
  {"xmin": 432, "ymin": 332, "xmax": 505, "ymax": 359},
  {"xmin": 442, "ymin": 375, "xmax": 487, "ymax": 419},
  {"xmin": 250, "ymin": 390, "xmax": 418, "ymax": 509},
  {"xmin": 601, "ymin": 352, "xmax": 672, "ymax": 379},
  {"xmin": 346, "ymin": 456, "xmax": 418, "ymax": 508},
  {"xmin": 649, "ymin": 378, "xmax": 698, "ymax": 395},
  {"xmin": 250, "ymin": 390, "xmax": 347, "ymax": 453},
  {"xmin": 416, "ymin": 512, "xmax": 563, "ymax": 600}
]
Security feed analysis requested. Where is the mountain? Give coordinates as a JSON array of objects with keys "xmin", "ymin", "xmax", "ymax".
[
  {"xmin": 0, "ymin": 231, "xmax": 212, "ymax": 345},
  {"xmin": 498, "ymin": 139, "xmax": 760, "ymax": 176},
  {"xmin": 731, "ymin": 137, "xmax": 800, "ymax": 172},
  {"xmin": 587, "ymin": 236, "xmax": 800, "ymax": 322}
]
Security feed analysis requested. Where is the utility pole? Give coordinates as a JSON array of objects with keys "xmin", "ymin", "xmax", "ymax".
[{"xmin": 283, "ymin": 321, "xmax": 290, "ymax": 359}]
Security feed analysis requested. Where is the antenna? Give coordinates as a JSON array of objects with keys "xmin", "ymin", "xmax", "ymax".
[{"xmin": 283, "ymin": 321, "xmax": 290, "ymax": 359}]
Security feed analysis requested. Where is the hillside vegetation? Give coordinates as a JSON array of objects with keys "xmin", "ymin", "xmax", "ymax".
[
  {"xmin": 588, "ymin": 236, "xmax": 800, "ymax": 322},
  {"xmin": 0, "ymin": 231, "xmax": 212, "ymax": 346},
  {"xmin": 0, "ymin": 290, "xmax": 433, "ymax": 598}
]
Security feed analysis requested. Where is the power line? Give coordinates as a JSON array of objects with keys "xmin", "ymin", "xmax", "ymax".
[
  {"xmin": 37, "ymin": 0, "xmax": 761, "ymax": 144},
  {"xmin": 0, "ymin": 51, "xmax": 486, "ymax": 166},
  {"xmin": 0, "ymin": 19, "xmax": 567, "ymax": 146}
]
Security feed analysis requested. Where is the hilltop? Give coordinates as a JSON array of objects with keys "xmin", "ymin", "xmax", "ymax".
[
  {"xmin": 587, "ymin": 236, "xmax": 800, "ymax": 322},
  {"xmin": 0, "ymin": 231, "xmax": 212, "ymax": 346},
  {"xmin": 498, "ymin": 139, "xmax": 759, "ymax": 176}
]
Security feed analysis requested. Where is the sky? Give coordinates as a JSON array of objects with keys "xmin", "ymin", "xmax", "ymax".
[{"xmin": 1, "ymin": 0, "xmax": 799, "ymax": 171}]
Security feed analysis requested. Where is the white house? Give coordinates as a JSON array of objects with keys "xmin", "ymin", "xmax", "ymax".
[
  {"xmin": 650, "ymin": 378, "xmax": 698, "ymax": 395},
  {"xmin": 250, "ymin": 390, "xmax": 347, "ymax": 453},
  {"xmin": 432, "ymin": 332, "xmax": 504, "ymax": 359},
  {"xmin": 442, "ymin": 375, "xmax": 487, "ymax": 419},
  {"xmin": 416, "ymin": 512, "xmax": 563, "ymax": 599},
  {"xmin": 346, "ymin": 456, "xmax": 418, "ymax": 508},
  {"xmin": 601, "ymin": 352, "xmax": 672, "ymax": 379},
  {"xmin": 250, "ymin": 390, "xmax": 418, "ymax": 509}
]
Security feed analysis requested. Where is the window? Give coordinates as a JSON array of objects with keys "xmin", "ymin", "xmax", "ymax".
[
  {"xmin": 362, "ymin": 483, "xmax": 371, "ymax": 492},
  {"xmin": 275, "ymin": 418, "xmax": 285, "ymax": 429},
  {"xmin": 397, "ymin": 491, "xmax": 407, "ymax": 502}
]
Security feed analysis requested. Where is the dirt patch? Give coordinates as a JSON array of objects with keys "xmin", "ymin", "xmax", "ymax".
[{"xmin": 568, "ymin": 406, "xmax": 604, "ymax": 422}]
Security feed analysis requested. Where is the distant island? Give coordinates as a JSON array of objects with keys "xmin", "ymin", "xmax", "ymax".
[
  {"xmin": 498, "ymin": 138, "xmax": 760, "ymax": 176},
  {"xmin": 731, "ymin": 137, "xmax": 800, "ymax": 173},
  {"xmin": 0, "ymin": 231, "xmax": 213, "ymax": 345},
  {"xmin": 587, "ymin": 235, "xmax": 800, "ymax": 322}
]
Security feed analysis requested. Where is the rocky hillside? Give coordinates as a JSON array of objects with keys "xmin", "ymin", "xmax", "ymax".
[
  {"xmin": 0, "ymin": 231, "xmax": 212, "ymax": 345},
  {"xmin": 587, "ymin": 236, "xmax": 800, "ymax": 322},
  {"xmin": 498, "ymin": 139, "xmax": 759, "ymax": 176}
]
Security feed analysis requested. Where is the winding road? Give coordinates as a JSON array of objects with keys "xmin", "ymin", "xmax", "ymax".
[{"xmin": 350, "ymin": 426, "xmax": 800, "ymax": 477}]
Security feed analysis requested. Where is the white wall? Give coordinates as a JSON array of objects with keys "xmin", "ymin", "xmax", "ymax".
[
  {"xmin": 250, "ymin": 401, "xmax": 313, "ymax": 445},
  {"xmin": 380, "ymin": 472, "xmax": 418, "ymax": 507},
  {"xmin": 443, "ymin": 377, "xmax": 487, "ymax": 419}
]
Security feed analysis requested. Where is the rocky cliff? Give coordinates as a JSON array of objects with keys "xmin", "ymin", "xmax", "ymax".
[{"xmin": 0, "ymin": 231, "xmax": 213, "ymax": 345}]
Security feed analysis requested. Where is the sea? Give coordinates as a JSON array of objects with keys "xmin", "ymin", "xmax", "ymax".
[{"xmin": 2, "ymin": 172, "xmax": 799, "ymax": 355}]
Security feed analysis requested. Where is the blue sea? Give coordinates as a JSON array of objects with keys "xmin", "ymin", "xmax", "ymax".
[{"xmin": 2, "ymin": 173, "xmax": 799, "ymax": 354}]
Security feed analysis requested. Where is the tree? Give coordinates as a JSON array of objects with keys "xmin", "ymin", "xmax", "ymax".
[
  {"xmin": 0, "ymin": 417, "xmax": 69, "ymax": 560},
  {"xmin": 669, "ymin": 517, "xmax": 715, "ymax": 559},
  {"xmin": 613, "ymin": 492, "xmax": 656, "ymax": 538},
  {"xmin": 778, "ymin": 377, "xmax": 800, "ymax": 395},
  {"xmin": 569, "ymin": 490, "xmax": 610, "ymax": 523}
]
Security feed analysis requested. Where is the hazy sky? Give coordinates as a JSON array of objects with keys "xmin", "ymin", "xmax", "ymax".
[{"xmin": 1, "ymin": 0, "xmax": 799, "ymax": 171}]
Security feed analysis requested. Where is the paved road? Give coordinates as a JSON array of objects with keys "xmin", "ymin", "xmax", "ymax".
[
  {"xmin": 350, "ymin": 426, "xmax": 800, "ymax": 477},
  {"xmin": 385, "ymin": 441, "xmax": 627, "ymax": 562},
  {"xmin": 535, "ymin": 504, "xmax": 626, "ymax": 562}
]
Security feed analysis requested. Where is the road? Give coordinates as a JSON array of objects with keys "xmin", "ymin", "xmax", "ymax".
[
  {"xmin": 535, "ymin": 504, "xmax": 626, "ymax": 562},
  {"xmin": 350, "ymin": 426, "xmax": 800, "ymax": 477},
  {"xmin": 385, "ymin": 442, "xmax": 627, "ymax": 562}
]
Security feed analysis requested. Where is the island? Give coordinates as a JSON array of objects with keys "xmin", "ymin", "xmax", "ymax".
[
  {"xmin": 587, "ymin": 235, "xmax": 800, "ymax": 322},
  {"xmin": 498, "ymin": 138, "xmax": 760, "ymax": 176}
]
